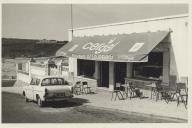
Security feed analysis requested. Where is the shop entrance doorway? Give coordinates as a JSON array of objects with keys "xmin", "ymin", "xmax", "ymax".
[
  {"xmin": 99, "ymin": 61, "xmax": 109, "ymax": 88},
  {"xmin": 114, "ymin": 62, "xmax": 127, "ymax": 84}
]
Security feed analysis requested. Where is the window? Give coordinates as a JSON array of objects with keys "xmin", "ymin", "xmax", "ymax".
[
  {"xmin": 61, "ymin": 58, "xmax": 69, "ymax": 66},
  {"xmin": 49, "ymin": 63, "xmax": 57, "ymax": 68},
  {"xmin": 77, "ymin": 59, "xmax": 95, "ymax": 78},
  {"xmin": 41, "ymin": 78, "xmax": 50, "ymax": 86},
  {"xmin": 18, "ymin": 63, "xmax": 22, "ymax": 70},
  {"xmin": 133, "ymin": 52, "xmax": 163, "ymax": 80},
  {"xmin": 41, "ymin": 78, "xmax": 65, "ymax": 86}
]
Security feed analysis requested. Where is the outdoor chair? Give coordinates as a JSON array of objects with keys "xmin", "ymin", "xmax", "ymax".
[
  {"xmin": 128, "ymin": 82, "xmax": 143, "ymax": 100},
  {"xmin": 176, "ymin": 83, "xmax": 188, "ymax": 109},
  {"xmin": 159, "ymin": 90, "xmax": 172, "ymax": 104},
  {"xmin": 157, "ymin": 83, "xmax": 173, "ymax": 103},
  {"xmin": 150, "ymin": 82, "xmax": 159, "ymax": 100},
  {"xmin": 166, "ymin": 85, "xmax": 178, "ymax": 102},
  {"xmin": 123, "ymin": 81, "xmax": 133, "ymax": 99},
  {"xmin": 82, "ymin": 81, "xmax": 91, "ymax": 94},
  {"xmin": 119, "ymin": 84, "xmax": 129, "ymax": 99},
  {"xmin": 73, "ymin": 81, "xmax": 82, "ymax": 95},
  {"xmin": 130, "ymin": 86, "xmax": 142, "ymax": 99},
  {"xmin": 111, "ymin": 83, "xmax": 124, "ymax": 101}
]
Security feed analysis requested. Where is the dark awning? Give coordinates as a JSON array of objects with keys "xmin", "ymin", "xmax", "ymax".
[{"xmin": 56, "ymin": 31, "xmax": 169, "ymax": 62}]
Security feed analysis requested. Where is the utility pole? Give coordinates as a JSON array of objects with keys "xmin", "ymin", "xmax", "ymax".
[{"xmin": 70, "ymin": 4, "xmax": 73, "ymax": 39}]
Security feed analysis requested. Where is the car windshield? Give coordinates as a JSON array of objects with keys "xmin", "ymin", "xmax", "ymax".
[{"xmin": 41, "ymin": 78, "xmax": 68, "ymax": 86}]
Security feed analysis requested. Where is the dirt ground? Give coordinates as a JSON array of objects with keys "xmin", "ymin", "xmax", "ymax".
[{"xmin": 2, "ymin": 92, "xmax": 183, "ymax": 123}]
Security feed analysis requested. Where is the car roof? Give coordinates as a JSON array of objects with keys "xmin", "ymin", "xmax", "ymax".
[{"xmin": 31, "ymin": 75, "xmax": 65, "ymax": 80}]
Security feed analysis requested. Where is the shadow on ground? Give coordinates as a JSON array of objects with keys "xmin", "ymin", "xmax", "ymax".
[
  {"xmin": 74, "ymin": 92, "xmax": 98, "ymax": 95},
  {"xmin": 40, "ymin": 98, "xmax": 89, "ymax": 108}
]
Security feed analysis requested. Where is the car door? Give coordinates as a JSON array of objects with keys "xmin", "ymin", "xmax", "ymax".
[{"xmin": 32, "ymin": 78, "xmax": 40, "ymax": 101}]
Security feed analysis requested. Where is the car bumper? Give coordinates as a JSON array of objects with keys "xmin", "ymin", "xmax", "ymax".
[{"xmin": 44, "ymin": 95, "xmax": 73, "ymax": 102}]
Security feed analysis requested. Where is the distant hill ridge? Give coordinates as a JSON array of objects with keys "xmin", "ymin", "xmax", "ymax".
[
  {"xmin": 2, "ymin": 38, "xmax": 67, "ymax": 44},
  {"xmin": 2, "ymin": 38, "xmax": 68, "ymax": 58}
]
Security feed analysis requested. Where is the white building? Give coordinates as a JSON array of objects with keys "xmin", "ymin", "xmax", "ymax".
[
  {"xmin": 57, "ymin": 14, "xmax": 189, "ymax": 91},
  {"xmin": 15, "ymin": 57, "xmax": 69, "ymax": 86}
]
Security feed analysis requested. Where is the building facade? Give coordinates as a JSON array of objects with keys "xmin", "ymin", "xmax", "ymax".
[{"xmin": 57, "ymin": 14, "xmax": 189, "ymax": 91}]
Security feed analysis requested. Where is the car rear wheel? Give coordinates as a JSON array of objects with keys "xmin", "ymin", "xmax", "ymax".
[
  {"xmin": 23, "ymin": 92, "xmax": 29, "ymax": 102},
  {"xmin": 37, "ymin": 97, "xmax": 44, "ymax": 107}
]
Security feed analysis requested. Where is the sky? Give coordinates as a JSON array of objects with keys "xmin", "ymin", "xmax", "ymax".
[{"xmin": 2, "ymin": 4, "xmax": 188, "ymax": 41}]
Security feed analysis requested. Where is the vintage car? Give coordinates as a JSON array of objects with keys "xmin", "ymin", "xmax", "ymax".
[{"xmin": 22, "ymin": 76, "xmax": 73, "ymax": 107}]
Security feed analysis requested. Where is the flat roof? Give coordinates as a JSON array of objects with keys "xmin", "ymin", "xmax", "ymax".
[{"xmin": 69, "ymin": 13, "xmax": 188, "ymax": 31}]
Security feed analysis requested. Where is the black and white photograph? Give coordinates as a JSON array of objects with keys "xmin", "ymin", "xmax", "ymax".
[{"xmin": 1, "ymin": 1, "xmax": 191, "ymax": 126}]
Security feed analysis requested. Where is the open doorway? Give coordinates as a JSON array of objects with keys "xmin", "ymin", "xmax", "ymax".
[
  {"xmin": 114, "ymin": 62, "xmax": 127, "ymax": 84},
  {"xmin": 99, "ymin": 61, "xmax": 109, "ymax": 88}
]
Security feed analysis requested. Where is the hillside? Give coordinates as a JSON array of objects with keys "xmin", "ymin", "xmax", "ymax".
[{"xmin": 2, "ymin": 38, "xmax": 68, "ymax": 58}]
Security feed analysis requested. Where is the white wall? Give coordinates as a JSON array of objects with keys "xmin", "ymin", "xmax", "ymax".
[
  {"xmin": 17, "ymin": 72, "xmax": 31, "ymax": 83},
  {"xmin": 68, "ymin": 30, "xmax": 78, "ymax": 78},
  {"xmin": 31, "ymin": 65, "xmax": 46, "ymax": 76},
  {"xmin": 68, "ymin": 57, "xmax": 77, "ymax": 77}
]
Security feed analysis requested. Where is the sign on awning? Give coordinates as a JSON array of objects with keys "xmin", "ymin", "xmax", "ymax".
[{"xmin": 56, "ymin": 31, "xmax": 169, "ymax": 62}]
